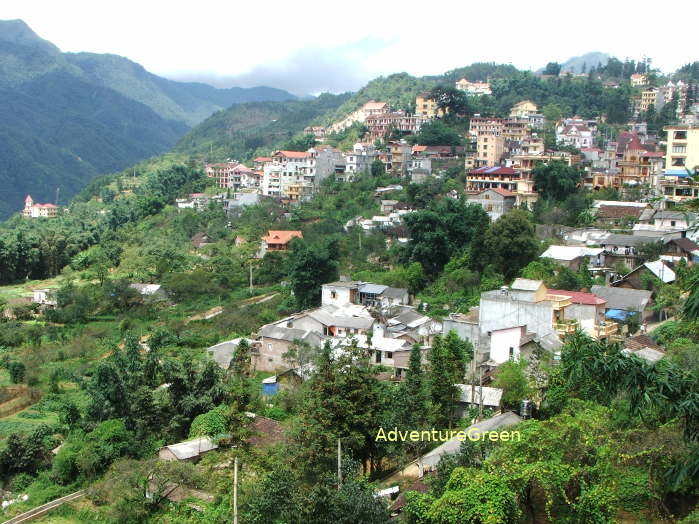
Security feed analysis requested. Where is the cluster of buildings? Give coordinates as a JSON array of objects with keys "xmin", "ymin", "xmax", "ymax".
[{"xmin": 637, "ymin": 80, "xmax": 696, "ymax": 117}]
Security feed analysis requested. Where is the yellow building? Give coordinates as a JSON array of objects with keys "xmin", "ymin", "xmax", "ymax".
[
  {"xmin": 664, "ymin": 125, "xmax": 699, "ymax": 173},
  {"xmin": 630, "ymin": 73, "xmax": 648, "ymax": 87},
  {"xmin": 476, "ymin": 133, "xmax": 504, "ymax": 167},
  {"xmin": 509, "ymin": 100, "xmax": 538, "ymax": 119},
  {"xmin": 415, "ymin": 92, "xmax": 444, "ymax": 118},
  {"xmin": 640, "ymin": 88, "xmax": 658, "ymax": 113}
]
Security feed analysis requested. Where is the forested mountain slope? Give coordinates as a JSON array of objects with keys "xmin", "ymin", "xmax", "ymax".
[{"xmin": 0, "ymin": 19, "xmax": 296, "ymax": 218}]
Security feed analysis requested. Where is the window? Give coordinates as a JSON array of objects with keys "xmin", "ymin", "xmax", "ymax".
[
  {"xmin": 267, "ymin": 343, "xmax": 272, "ymax": 351},
  {"xmin": 674, "ymin": 131, "xmax": 687, "ymax": 140},
  {"xmin": 331, "ymin": 291, "xmax": 337, "ymax": 299},
  {"xmin": 486, "ymin": 204, "xmax": 493, "ymax": 211},
  {"xmin": 671, "ymin": 220, "xmax": 676, "ymax": 227},
  {"xmin": 672, "ymin": 145, "xmax": 687, "ymax": 153},
  {"xmin": 484, "ymin": 194, "xmax": 490, "ymax": 199},
  {"xmin": 387, "ymin": 352, "xmax": 393, "ymax": 359},
  {"xmin": 672, "ymin": 157, "xmax": 686, "ymax": 166},
  {"xmin": 509, "ymin": 347, "xmax": 515, "ymax": 360}
]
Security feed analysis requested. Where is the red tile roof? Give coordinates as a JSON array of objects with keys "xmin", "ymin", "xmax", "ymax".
[
  {"xmin": 254, "ymin": 156, "xmax": 272, "ymax": 162},
  {"xmin": 275, "ymin": 150, "xmax": 311, "ymax": 159},
  {"xmin": 261, "ymin": 230, "xmax": 303, "ymax": 245},
  {"xmin": 479, "ymin": 188, "xmax": 516, "ymax": 197},
  {"xmin": 470, "ymin": 166, "xmax": 517, "ymax": 176},
  {"xmin": 549, "ymin": 289, "xmax": 606, "ymax": 306}
]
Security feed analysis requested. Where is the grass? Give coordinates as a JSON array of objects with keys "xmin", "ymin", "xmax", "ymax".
[{"xmin": 0, "ymin": 277, "xmax": 63, "ymax": 302}]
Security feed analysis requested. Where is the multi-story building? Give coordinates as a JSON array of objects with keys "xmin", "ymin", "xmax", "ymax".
[
  {"xmin": 555, "ymin": 117, "xmax": 596, "ymax": 149},
  {"xmin": 509, "ymin": 100, "xmax": 538, "ymax": 119},
  {"xmin": 258, "ymin": 230, "xmax": 303, "ymax": 257},
  {"xmin": 205, "ymin": 162, "xmax": 257, "ymax": 190},
  {"xmin": 341, "ymin": 142, "xmax": 377, "ymax": 181},
  {"xmin": 630, "ymin": 73, "xmax": 648, "ymax": 87},
  {"xmin": 22, "ymin": 195, "xmax": 58, "ymax": 218},
  {"xmin": 664, "ymin": 125, "xmax": 699, "ymax": 173},
  {"xmin": 467, "ymin": 166, "xmax": 520, "ymax": 193},
  {"xmin": 466, "ymin": 188, "xmax": 516, "ymax": 221},
  {"xmin": 389, "ymin": 142, "xmax": 413, "ymax": 176},
  {"xmin": 640, "ymin": 88, "xmax": 663, "ymax": 113},
  {"xmin": 366, "ymin": 112, "xmax": 430, "ymax": 141},
  {"xmin": 261, "ymin": 148, "xmax": 343, "ymax": 200},
  {"xmin": 328, "ymin": 101, "xmax": 389, "ymax": 133},
  {"xmin": 415, "ymin": 92, "xmax": 444, "ymax": 118},
  {"xmin": 617, "ymin": 134, "xmax": 663, "ymax": 185},
  {"xmin": 475, "ymin": 133, "xmax": 505, "ymax": 167},
  {"xmin": 468, "ymin": 116, "xmax": 530, "ymax": 141},
  {"xmin": 454, "ymin": 78, "xmax": 492, "ymax": 95},
  {"xmin": 303, "ymin": 126, "xmax": 327, "ymax": 138}
]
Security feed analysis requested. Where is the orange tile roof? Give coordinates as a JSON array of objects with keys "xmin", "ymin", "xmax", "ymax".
[
  {"xmin": 276, "ymin": 150, "xmax": 311, "ymax": 159},
  {"xmin": 261, "ymin": 230, "xmax": 303, "ymax": 245}
]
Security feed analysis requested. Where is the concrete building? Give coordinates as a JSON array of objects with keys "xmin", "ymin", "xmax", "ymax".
[
  {"xmin": 22, "ymin": 195, "xmax": 58, "ymax": 218},
  {"xmin": 466, "ymin": 188, "xmax": 516, "ymax": 221},
  {"xmin": 555, "ymin": 117, "xmax": 596, "ymax": 149},
  {"xmin": 509, "ymin": 100, "xmax": 538, "ymax": 119},
  {"xmin": 415, "ymin": 92, "xmax": 443, "ymax": 118},
  {"xmin": 455, "ymin": 79, "xmax": 492, "ymax": 95},
  {"xmin": 473, "ymin": 279, "xmax": 574, "ymax": 364},
  {"xmin": 664, "ymin": 125, "xmax": 699, "ymax": 173},
  {"xmin": 476, "ymin": 134, "xmax": 504, "ymax": 167},
  {"xmin": 262, "ymin": 148, "xmax": 343, "ymax": 199}
]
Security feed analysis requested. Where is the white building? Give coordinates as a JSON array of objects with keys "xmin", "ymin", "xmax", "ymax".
[
  {"xmin": 556, "ymin": 117, "xmax": 596, "ymax": 149},
  {"xmin": 262, "ymin": 147, "xmax": 343, "ymax": 200},
  {"xmin": 341, "ymin": 143, "xmax": 377, "ymax": 181}
]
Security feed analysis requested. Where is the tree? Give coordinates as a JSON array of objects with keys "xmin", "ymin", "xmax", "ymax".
[
  {"xmin": 428, "ymin": 336, "xmax": 459, "ymax": 429},
  {"xmin": 7, "ymin": 361, "xmax": 25, "ymax": 383},
  {"xmin": 293, "ymin": 341, "xmax": 384, "ymax": 478},
  {"xmin": 370, "ymin": 159, "xmax": 385, "ymax": 177},
  {"xmin": 473, "ymin": 209, "xmax": 540, "ymax": 280},
  {"xmin": 492, "ymin": 359, "xmax": 533, "ymax": 408},
  {"xmin": 532, "ymin": 161, "xmax": 583, "ymax": 201},
  {"xmin": 543, "ymin": 62, "xmax": 561, "ymax": 76},
  {"xmin": 411, "ymin": 120, "xmax": 463, "ymax": 146},
  {"xmin": 289, "ymin": 239, "xmax": 339, "ymax": 309},
  {"xmin": 404, "ymin": 199, "xmax": 489, "ymax": 277},
  {"xmin": 397, "ymin": 345, "xmax": 430, "ymax": 438},
  {"xmin": 428, "ymin": 86, "xmax": 471, "ymax": 117}
]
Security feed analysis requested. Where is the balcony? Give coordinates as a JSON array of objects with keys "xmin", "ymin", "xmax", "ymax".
[
  {"xmin": 590, "ymin": 322, "xmax": 618, "ymax": 339},
  {"xmin": 547, "ymin": 294, "xmax": 572, "ymax": 309},
  {"xmin": 554, "ymin": 320, "xmax": 579, "ymax": 335}
]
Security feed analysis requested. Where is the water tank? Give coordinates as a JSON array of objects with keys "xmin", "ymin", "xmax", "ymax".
[{"xmin": 520, "ymin": 399, "xmax": 532, "ymax": 419}]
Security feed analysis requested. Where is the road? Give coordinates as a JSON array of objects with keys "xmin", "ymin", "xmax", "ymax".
[{"xmin": 1, "ymin": 490, "xmax": 85, "ymax": 524}]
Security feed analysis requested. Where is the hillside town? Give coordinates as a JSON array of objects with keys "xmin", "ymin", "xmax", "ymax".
[{"xmin": 1, "ymin": 19, "xmax": 699, "ymax": 522}]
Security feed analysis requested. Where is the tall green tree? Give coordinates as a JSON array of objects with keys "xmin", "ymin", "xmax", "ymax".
[
  {"xmin": 472, "ymin": 209, "xmax": 540, "ymax": 280},
  {"xmin": 532, "ymin": 160, "xmax": 583, "ymax": 201},
  {"xmin": 289, "ymin": 239, "xmax": 340, "ymax": 309}
]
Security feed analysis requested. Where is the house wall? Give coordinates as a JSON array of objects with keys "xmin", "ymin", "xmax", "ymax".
[
  {"xmin": 479, "ymin": 295, "xmax": 555, "ymax": 341},
  {"xmin": 565, "ymin": 303, "xmax": 604, "ymax": 334},
  {"xmin": 255, "ymin": 337, "xmax": 293, "ymax": 372},
  {"xmin": 322, "ymin": 286, "xmax": 354, "ymax": 306},
  {"xmin": 490, "ymin": 326, "xmax": 522, "ymax": 364}
]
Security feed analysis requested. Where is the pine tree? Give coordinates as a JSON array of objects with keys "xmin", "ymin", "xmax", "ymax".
[{"xmin": 428, "ymin": 336, "xmax": 459, "ymax": 429}]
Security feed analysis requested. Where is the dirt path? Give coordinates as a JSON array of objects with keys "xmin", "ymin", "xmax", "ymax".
[{"xmin": 2, "ymin": 490, "xmax": 85, "ymax": 524}]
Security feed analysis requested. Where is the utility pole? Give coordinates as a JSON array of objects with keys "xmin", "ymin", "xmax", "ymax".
[
  {"xmin": 249, "ymin": 260, "xmax": 253, "ymax": 293},
  {"xmin": 337, "ymin": 439, "xmax": 342, "ymax": 489},
  {"xmin": 479, "ymin": 366, "xmax": 483, "ymax": 418},
  {"xmin": 233, "ymin": 456, "xmax": 238, "ymax": 524}
]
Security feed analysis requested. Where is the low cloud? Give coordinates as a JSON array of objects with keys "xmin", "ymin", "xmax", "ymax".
[{"xmin": 165, "ymin": 36, "xmax": 394, "ymax": 96}]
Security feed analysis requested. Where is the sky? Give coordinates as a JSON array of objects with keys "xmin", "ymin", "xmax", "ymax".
[{"xmin": 2, "ymin": 0, "xmax": 697, "ymax": 95}]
